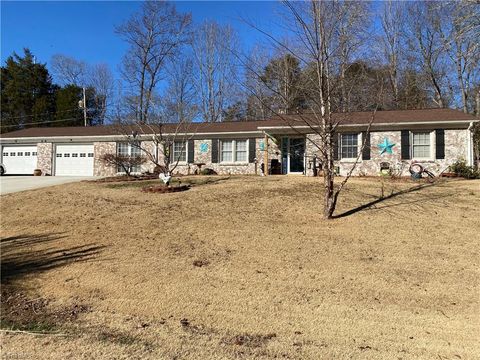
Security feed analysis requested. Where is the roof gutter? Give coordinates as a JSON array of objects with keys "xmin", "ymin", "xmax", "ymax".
[{"xmin": 257, "ymin": 119, "xmax": 477, "ymax": 130}]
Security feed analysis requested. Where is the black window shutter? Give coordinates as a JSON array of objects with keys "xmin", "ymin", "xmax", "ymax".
[
  {"xmin": 187, "ymin": 139, "xmax": 194, "ymax": 163},
  {"xmin": 361, "ymin": 131, "xmax": 371, "ymax": 160},
  {"xmin": 401, "ymin": 130, "xmax": 410, "ymax": 160},
  {"xmin": 435, "ymin": 129, "xmax": 445, "ymax": 159},
  {"xmin": 248, "ymin": 138, "xmax": 256, "ymax": 163},
  {"xmin": 169, "ymin": 143, "xmax": 173, "ymax": 163},
  {"xmin": 211, "ymin": 139, "xmax": 219, "ymax": 163},
  {"xmin": 333, "ymin": 133, "xmax": 339, "ymax": 160}
]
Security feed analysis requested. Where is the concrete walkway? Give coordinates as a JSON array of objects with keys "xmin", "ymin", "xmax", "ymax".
[{"xmin": 0, "ymin": 176, "xmax": 98, "ymax": 195}]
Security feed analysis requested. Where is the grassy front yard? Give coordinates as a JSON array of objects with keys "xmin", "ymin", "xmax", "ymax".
[{"xmin": 1, "ymin": 176, "xmax": 479, "ymax": 359}]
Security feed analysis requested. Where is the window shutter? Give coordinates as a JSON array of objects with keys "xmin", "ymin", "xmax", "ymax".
[
  {"xmin": 435, "ymin": 129, "xmax": 445, "ymax": 159},
  {"xmin": 361, "ymin": 131, "xmax": 370, "ymax": 160},
  {"xmin": 333, "ymin": 133, "xmax": 339, "ymax": 160},
  {"xmin": 169, "ymin": 143, "xmax": 173, "ymax": 163},
  {"xmin": 211, "ymin": 139, "xmax": 219, "ymax": 163},
  {"xmin": 248, "ymin": 138, "xmax": 256, "ymax": 163},
  {"xmin": 401, "ymin": 130, "xmax": 410, "ymax": 160},
  {"xmin": 187, "ymin": 139, "xmax": 194, "ymax": 163}
]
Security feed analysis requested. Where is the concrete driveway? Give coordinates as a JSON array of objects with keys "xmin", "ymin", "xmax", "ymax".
[{"xmin": 0, "ymin": 176, "xmax": 98, "ymax": 195}]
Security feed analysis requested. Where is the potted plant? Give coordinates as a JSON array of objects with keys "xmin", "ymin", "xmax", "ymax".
[{"xmin": 33, "ymin": 169, "xmax": 42, "ymax": 176}]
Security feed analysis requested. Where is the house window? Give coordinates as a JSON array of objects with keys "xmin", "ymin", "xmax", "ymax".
[
  {"xmin": 25, "ymin": 152, "xmax": 30, "ymax": 156},
  {"xmin": 32, "ymin": 152, "xmax": 37, "ymax": 156},
  {"xmin": 116, "ymin": 142, "xmax": 142, "ymax": 173},
  {"xmin": 340, "ymin": 133, "xmax": 358, "ymax": 159},
  {"xmin": 56, "ymin": 153, "xmax": 62, "ymax": 157},
  {"xmin": 235, "ymin": 140, "xmax": 247, "ymax": 162},
  {"xmin": 221, "ymin": 140, "xmax": 248, "ymax": 163},
  {"xmin": 221, "ymin": 140, "xmax": 233, "ymax": 162},
  {"xmin": 172, "ymin": 141, "xmax": 187, "ymax": 162},
  {"xmin": 10, "ymin": 152, "xmax": 15, "ymax": 156},
  {"xmin": 412, "ymin": 132, "xmax": 431, "ymax": 159}
]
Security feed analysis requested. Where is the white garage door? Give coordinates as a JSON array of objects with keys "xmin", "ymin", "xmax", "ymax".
[
  {"xmin": 2, "ymin": 146, "xmax": 38, "ymax": 175},
  {"xmin": 55, "ymin": 144, "xmax": 94, "ymax": 176}
]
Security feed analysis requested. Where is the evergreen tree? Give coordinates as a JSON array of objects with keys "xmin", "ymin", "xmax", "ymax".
[{"xmin": 1, "ymin": 49, "xmax": 56, "ymax": 132}]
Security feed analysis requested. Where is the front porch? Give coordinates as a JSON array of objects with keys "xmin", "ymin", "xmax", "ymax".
[{"xmin": 262, "ymin": 134, "xmax": 316, "ymax": 176}]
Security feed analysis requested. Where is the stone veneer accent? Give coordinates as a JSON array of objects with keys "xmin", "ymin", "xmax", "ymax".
[
  {"xmin": 307, "ymin": 129, "xmax": 468, "ymax": 177},
  {"xmin": 80, "ymin": 129, "xmax": 470, "ymax": 177},
  {"xmin": 171, "ymin": 138, "xmax": 282, "ymax": 175},
  {"xmin": 93, "ymin": 142, "xmax": 117, "ymax": 177},
  {"xmin": 36, "ymin": 143, "xmax": 53, "ymax": 175}
]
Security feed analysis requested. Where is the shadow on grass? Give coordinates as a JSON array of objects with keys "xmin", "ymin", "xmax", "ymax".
[
  {"xmin": 333, "ymin": 181, "xmax": 442, "ymax": 219},
  {"xmin": 1, "ymin": 233, "xmax": 105, "ymax": 283}
]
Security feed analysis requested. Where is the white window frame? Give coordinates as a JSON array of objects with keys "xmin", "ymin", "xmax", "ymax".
[
  {"xmin": 116, "ymin": 142, "xmax": 142, "ymax": 174},
  {"xmin": 339, "ymin": 133, "xmax": 361, "ymax": 161},
  {"xmin": 411, "ymin": 131, "xmax": 434, "ymax": 161},
  {"xmin": 172, "ymin": 140, "xmax": 187, "ymax": 163},
  {"xmin": 220, "ymin": 139, "xmax": 249, "ymax": 164}
]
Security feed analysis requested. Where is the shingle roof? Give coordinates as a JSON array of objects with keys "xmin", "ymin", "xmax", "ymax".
[{"xmin": 1, "ymin": 108, "xmax": 476, "ymax": 139}]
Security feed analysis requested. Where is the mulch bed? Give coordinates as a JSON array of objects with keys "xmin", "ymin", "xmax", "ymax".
[{"xmin": 141, "ymin": 185, "xmax": 190, "ymax": 193}]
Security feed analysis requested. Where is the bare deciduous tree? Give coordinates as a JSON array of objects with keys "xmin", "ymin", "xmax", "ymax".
[
  {"xmin": 192, "ymin": 21, "xmax": 239, "ymax": 122},
  {"xmin": 438, "ymin": 1, "xmax": 480, "ymax": 114},
  {"xmin": 88, "ymin": 64, "xmax": 114, "ymax": 124},
  {"xmin": 241, "ymin": 0, "xmax": 377, "ymax": 219},
  {"xmin": 335, "ymin": 0, "xmax": 371, "ymax": 112},
  {"xmin": 161, "ymin": 56, "xmax": 198, "ymax": 123},
  {"xmin": 116, "ymin": 1, "xmax": 191, "ymax": 123},
  {"xmin": 406, "ymin": 1, "xmax": 449, "ymax": 108},
  {"xmin": 50, "ymin": 54, "xmax": 87, "ymax": 86},
  {"xmin": 379, "ymin": 0, "xmax": 405, "ymax": 108}
]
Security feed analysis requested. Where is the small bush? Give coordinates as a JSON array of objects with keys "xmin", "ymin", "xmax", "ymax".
[
  {"xmin": 449, "ymin": 160, "xmax": 480, "ymax": 179},
  {"xmin": 200, "ymin": 168, "xmax": 217, "ymax": 175}
]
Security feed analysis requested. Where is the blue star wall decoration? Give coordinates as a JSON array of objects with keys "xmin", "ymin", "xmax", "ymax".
[
  {"xmin": 200, "ymin": 142, "xmax": 209, "ymax": 153},
  {"xmin": 378, "ymin": 138, "xmax": 395, "ymax": 155}
]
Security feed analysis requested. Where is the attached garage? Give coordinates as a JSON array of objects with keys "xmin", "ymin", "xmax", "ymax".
[
  {"xmin": 54, "ymin": 144, "xmax": 94, "ymax": 176},
  {"xmin": 1, "ymin": 145, "xmax": 38, "ymax": 175}
]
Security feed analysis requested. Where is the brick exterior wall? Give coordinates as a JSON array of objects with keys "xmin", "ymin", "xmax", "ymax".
[{"xmin": 36, "ymin": 143, "xmax": 53, "ymax": 175}]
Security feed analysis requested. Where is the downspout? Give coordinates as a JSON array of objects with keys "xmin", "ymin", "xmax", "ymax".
[{"xmin": 467, "ymin": 122, "xmax": 474, "ymax": 167}]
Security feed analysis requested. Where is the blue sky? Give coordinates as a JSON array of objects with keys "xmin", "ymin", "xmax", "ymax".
[{"xmin": 1, "ymin": 1, "xmax": 278, "ymax": 83}]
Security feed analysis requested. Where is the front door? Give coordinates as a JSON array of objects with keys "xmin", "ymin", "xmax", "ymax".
[{"xmin": 288, "ymin": 138, "xmax": 305, "ymax": 174}]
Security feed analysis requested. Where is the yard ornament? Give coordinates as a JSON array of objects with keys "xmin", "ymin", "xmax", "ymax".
[
  {"xmin": 377, "ymin": 138, "xmax": 395, "ymax": 155},
  {"xmin": 159, "ymin": 172, "xmax": 171, "ymax": 185}
]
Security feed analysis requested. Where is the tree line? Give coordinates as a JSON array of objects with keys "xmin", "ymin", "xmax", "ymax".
[
  {"xmin": 1, "ymin": 49, "xmax": 114, "ymax": 132},
  {"xmin": 1, "ymin": 1, "xmax": 479, "ymax": 133}
]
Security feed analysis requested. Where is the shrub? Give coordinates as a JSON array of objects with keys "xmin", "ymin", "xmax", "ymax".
[
  {"xmin": 449, "ymin": 160, "xmax": 480, "ymax": 179},
  {"xmin": 101, "ymin": 153, "xmax": 147, "ymax": 177},
  {"xmin": 200, "ymin": 168, "xmax": 217, "ymax": 175}
]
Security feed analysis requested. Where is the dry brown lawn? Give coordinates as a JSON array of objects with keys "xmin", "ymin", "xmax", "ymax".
[{"xmin": 1, "ymin": 176, "xmax": 479, "ymax": 359}]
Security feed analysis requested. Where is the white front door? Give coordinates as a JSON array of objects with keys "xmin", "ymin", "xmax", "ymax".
[
  {"xmin": 55, "ymin": 144, "xmax": 94, "ymax": 176},
  {"xmin": 1, "ymin": 145, "xmax": 38, "ymax": 174}
]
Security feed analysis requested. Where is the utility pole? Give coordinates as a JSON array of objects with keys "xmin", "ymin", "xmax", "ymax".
[{"xmin": 82, "ymin": 87, "xmax": 87, "ymax": 126}]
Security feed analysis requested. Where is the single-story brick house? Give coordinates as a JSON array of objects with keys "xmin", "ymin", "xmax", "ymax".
[{"xmin": 0, "ymin": 109, "xmax": 478, "ymax": 177}]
